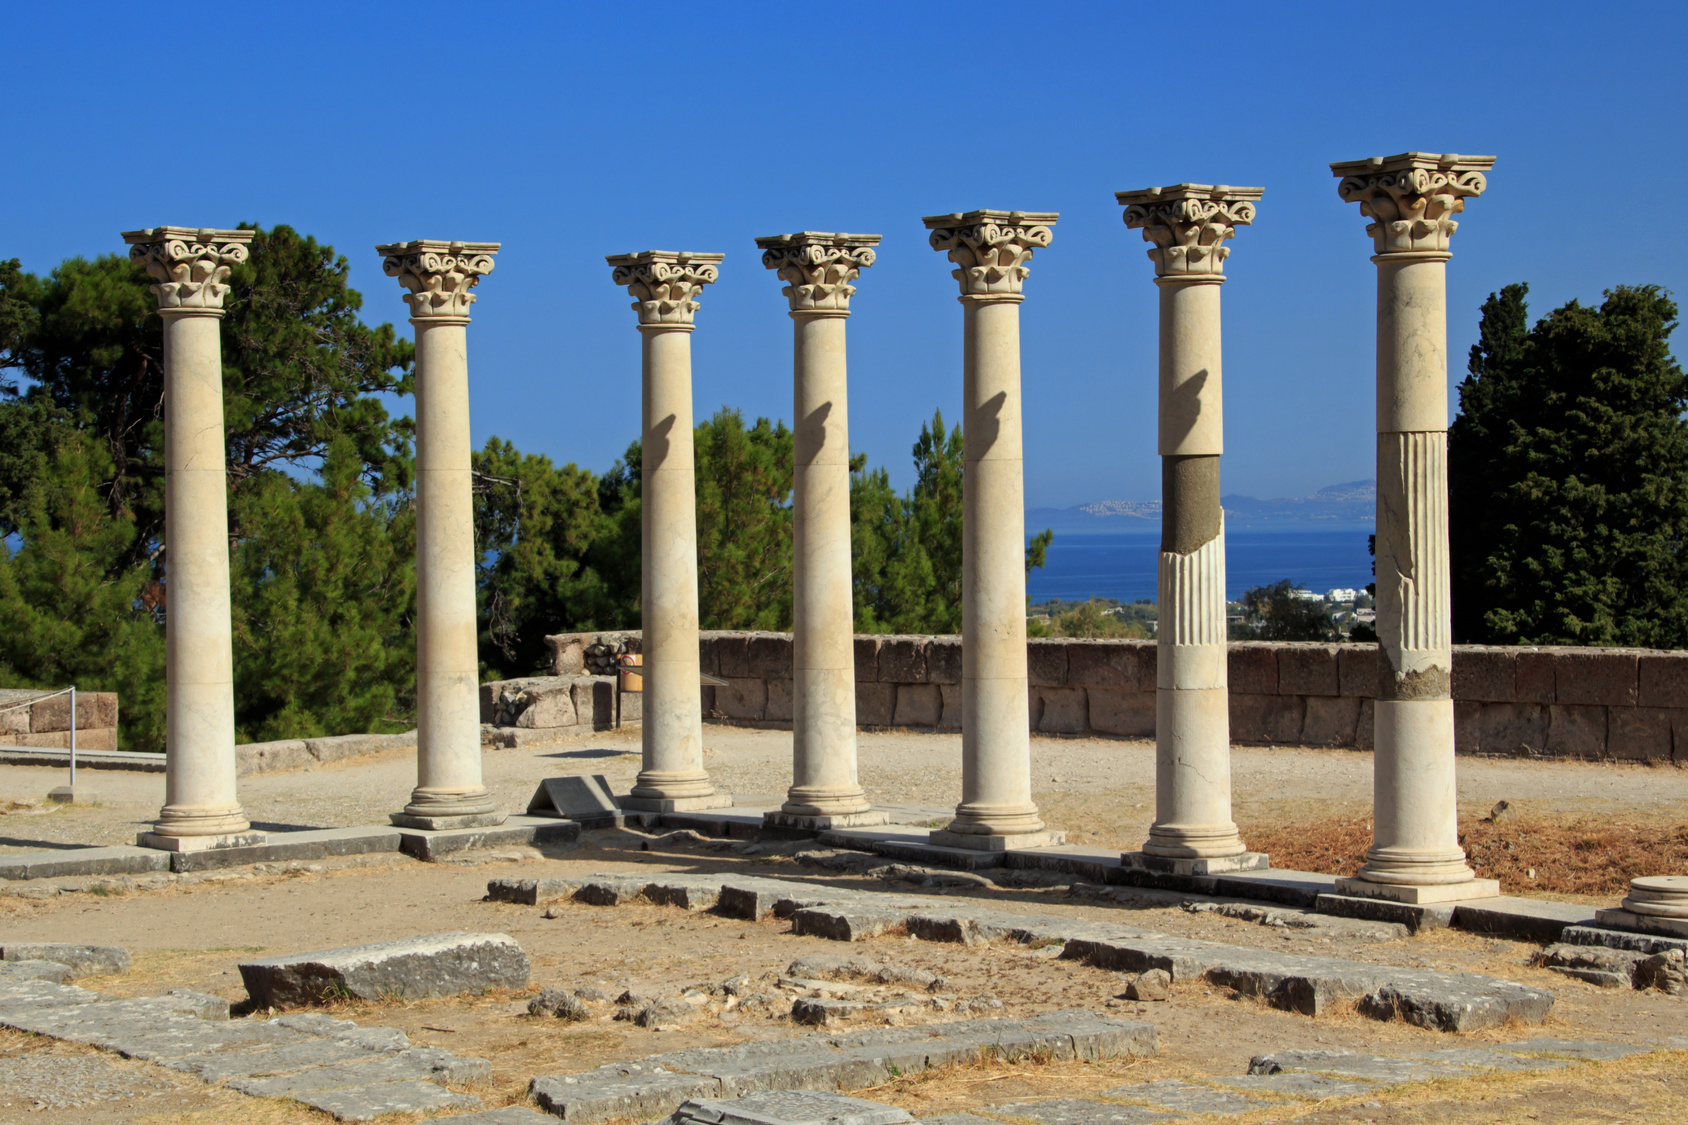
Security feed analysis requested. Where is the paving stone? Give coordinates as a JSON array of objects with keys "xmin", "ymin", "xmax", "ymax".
[
  {"xmin": 166, "ymin": 1037, "xmax": 387, "ymax": 1082},
  {"xmin": 431, "ymin": 1109, "xmax": 558, "ymax": 1124},
  {"xmin": 1405, "ymin": 1048, "xmax": 1569, "ymax": 1073},
  {"xmin": 295, "ymin": 1078, "xmax": 481, "ymax": 1121},
  {"xmin": 531, "ymin": 1065, "xmax": 721, "ymax": 1124},
  {"xmin": 918, "ymin": 1116, "xmax": 1005, "ymax": 1125},
  {"xmin": 270, "ymin": 1011, "xmax": 412, "ymax": 1050},
  {"xmin": 1536, "ymin": 941, "xmax": 1643, "ymax": 986},
  {"xmin": 646, "ymin": 881, "xmax": 722, "ymax": 911},
  {"xmin": 229, "ymin": 1047, "xmax": 490, "ymax": 1095},
  {"xmin": 1356, "ymin": 971, "xmax": 1556, "ymax": 1031},
  {"xmin": 238, "ymin": 932, "xmax": 530, "ymax": 1006},
  {"xmin": 1208, "ymin": 1072, "xmax": 1379, "ymax": 1099},
  {"xmin": 485, "ymin": 875, "xmax": 593, "ymax": 905},
  {"xmin": 576, "ymin": 879, "xmax": 650, "ymax": 906},
  {"xmin": 790, "ymin": 908, "xmax": 904, "ymax": 942},
  {"xmin": 1494, "ymin": 1038, "xmax": 1659, "ymax": 1061},
  {"xmin": 1248, "ymin": 1049, "xmax": 1469, "ymax": 1083},
  {"xmin": 2, "ymin": 943, "xmax": 129, "ymax": 975},
  {"xmin": 0, "ymin": 1052, "xmax": 179, "ymax": 1109},
  {"xmin": 1102, "ymin": 1078, "xmax": 1266, "ymax": 1115},
  {"xmin": 163, "ymin": 989, "xmax": 230, "ymax": 1020},
  {"xmin": 0, "ymin": 959, "xmax": 72, "ymax": 983},
  {"xmin": 0, "ymin": 845, "xmax": 170, "ymax": 881},
  {"xmin": 986, "ymin": 1098, "xmax": 1175, "ymax": 1125},
  {"xmin": 1560, "ymin": 925, "xmax": 1688, "ymax": 957},
  {"xmin": 664, "ymin": 1090, "xmax": 913, "ymax": 1125}
]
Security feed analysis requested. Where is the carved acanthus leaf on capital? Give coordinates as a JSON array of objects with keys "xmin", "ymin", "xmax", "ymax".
[
  {"xmin": 607, "ymin": 253, "xmax": 724, "ymax": 326},
  {"xmin": 377, "ymin": 241, "xmax": 498, "ymax": 320},
  {"xmin": 1117, "ymin": 187, "xmax": 1260, "ymax": 278},
  {"xmin": 122, "ymin": 228, "xmax": 254, "ymax": 312},
  {"xmin": 756, "ymin": 235, "xmax": 879, "ymax": 313},
  {"xmin": 1332, "ymin": 154, "xmax": 1494, "ymax": 255},
  {"xmin": 923, "ymin": 211, "xmax": 1057, "ymax": 297}
]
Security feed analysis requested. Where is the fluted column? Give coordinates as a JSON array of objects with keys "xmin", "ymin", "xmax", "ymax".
[
  {"xmin": 379, "ymin": 240, "xmax": 505, "ymax": 830},
  {"xmin": 608, "ymin": 251, "xmax": 733, "ymax": 813},
  {"xmin": 756, "ymin": 233, "xmax": 889, "ymax": 830},
  {"xmin": 1115, "ymin": 185, "xmax": 1267, "ymax": 875},
  {"xmin": 126, "ymin": 228, "xmax": 263, "ymax": 852},
  {"xmin": 1330, "ymin": 153, "xmax": 1500, "ymax": 903},
  {"xmin": 923, "ymin": 211, "xmax": 1063, "ymax": 850}
]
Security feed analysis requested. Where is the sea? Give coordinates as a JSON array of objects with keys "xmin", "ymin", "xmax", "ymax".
[{"xmin": 1025, "ymin": 523, "xmax": 1376, "ymax": 604}]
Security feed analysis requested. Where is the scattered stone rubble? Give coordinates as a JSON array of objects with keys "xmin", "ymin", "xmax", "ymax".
[
  {"xmin": 488, "ymin": 872, "xmax": 1556, "ymax": 1032},
  {"xmin": 1535, "ymin": 942, "xmax": 1687, "ymax": 994}
]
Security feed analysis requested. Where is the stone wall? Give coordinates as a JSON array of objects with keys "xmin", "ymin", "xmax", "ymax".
[
  {"xmin": 0, "ymin": 689, "xmax": 120, "ymax": 752},
  {"xmin": 520, "ymin": 631, "xmax": 1688, "ymax": 763}
]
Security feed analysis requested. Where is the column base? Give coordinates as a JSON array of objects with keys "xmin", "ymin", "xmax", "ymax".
[
  {"xmin": 389, "ymin": 811, "xmax": 508, "ymax": 830},
  {"xmin": 928, "ymin": 829, "xmax": 1066, "ymax": 852},
  {"xmin": 137, "ymin": 830, "xmax": 268, "ymax": 853},
  {"xmin": 1124, "ymin": 850, "xmax": 1270, "ymax": 876},
  {"xmin": 1332, "ymin": 875, "xmax": 1500, "ymax": 904},
  {"xmin": 47, "ymin": 785, "xmax": 98, "ymax": 805},
  {"xmin": 618, "ymin": 792, "xmax": 735, "ymax": 813},
  {"xmin": 1593, "ymin": 908, "xmax": 1688, "ymax": 939},
  {"xmin": 764, "ymin": 809, "xmax": 890, "ymax": 831}
]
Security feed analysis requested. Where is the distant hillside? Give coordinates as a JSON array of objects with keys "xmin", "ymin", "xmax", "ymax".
[{"xmin": 1029, "ymin": 479, "xmax": 1375, "ymax": 531}]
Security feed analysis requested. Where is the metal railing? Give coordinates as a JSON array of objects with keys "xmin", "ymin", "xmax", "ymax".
[{"xmin": 0, "ymin": 686, "xmax": 77, "ymax": 788}]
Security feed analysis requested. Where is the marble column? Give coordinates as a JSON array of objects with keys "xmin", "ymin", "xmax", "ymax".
[
  {"xmin": 607, "ymin": 251, "xmax": 733, "ymax": 813},
  {"xmin": 125, "ymin": 228, "xmax": 263, "ymax": 852},
  {"xmin": 1329, "ymin": 153, "xmax": 1500, "ymax": 903},
  {"xmin": 378, "ymin": 240, "xmax": 505, "ymax": 830},
  {"xmin": 923, "ymin": 211, "xmax": 1063, "ymax": 850},
  {"xmin": 1115, "ymin": 185, "xmax": 1268, "ymax": 876},
  {"xmin": 755, "ymin": 233, "xmax": 889, "ymax": 830}
]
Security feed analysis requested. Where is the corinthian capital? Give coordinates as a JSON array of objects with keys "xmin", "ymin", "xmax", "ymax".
[
  {"xmin": 121, "ymin": 227, "xmax": 255, "ymax": 312},
  {"xmin": 754, "ymin": 232, "xmax": 881, "ymax": 314},
  {"xmin": 1331, "ymin": 153, "xmax": 1495, "ymax": 255},
  {"xmin": 1115, "ymin": 185, "xmax": 1262, "ymax": 279},
  {"xmin": 923, "ymin": 210, "xmax": 1057, "ymax": 298},
  {"xmin": 606, "ymin": 251, "xmax": 725, "ymax": 327},
  {"xmin": 375, "ymin": 240, "xmax": 499, "ymax": 320}
]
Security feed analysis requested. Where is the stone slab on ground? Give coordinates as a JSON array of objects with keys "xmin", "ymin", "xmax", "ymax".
[
  {"xmin": 0, "ymin": 845, "xmax": 170, "ymax": 881},
  {"xmin": 790, "ymin": 907, "xmax": 907, "ymax": 942},
  {"xmin": 0, "ymin": 1052, "xmax": 179, "ymax": 1109},
  {"xmin": 398, "ymin": 816, "xmax": 582, "ymax": 860},
  {"xmin": 1102, "ymin": 1078, "xmax": 1269, "ymax": 1115},
  {"xmin": 1111, "ymin": 866, "xmax": 1335, "ymax": 909},
  {"xmin": 238, "ymin": 932, "xmax": 530, "ymax": 1006},
  {"xmin": 1314, "ymin": 893, "xmax": 1455, "ymax": 934},
  {"xmin": 0, "ymin": 959, "xmax": 72, "ymax": 983},
  {"xmin": 228, "ymin": 1047, "xmax": 490, "ymax": 1095},
  {"xmin": 1560, "ymin": 925, "xmax": 1688, "ymax": 956},
  {"xmin": 1208, "ymin": 1072, "xmax": 1380, "ymax": 1099},
  {"xmin": 432, "ymin": 1110, "xmax": 558, "ymax": 1124},
  {"xmin": 294, "ymin": 1078, "xmax": 481, "ymax": 1121},
  {"xmin": 486, "ymin": 875, "xmax": 598, "ymax": 905},
  {"xmin": 1355, "ymin": 969, "xmax": 1556, "ymax": 1032},
  {"xmin": 1249, "ymin": 1048, "xmax": 1474, "ymax": 1083},
  {"xmin": 986, "ymin": 1098, "xmax": 1175, "ymax": 1125},
  {"xmin": 2, "ymin": 943, "xmax": 128, "ymax": 975},
  {"xmin": 168, "ymin": 826, "xmax": 403, "ymax": 872},
  {"xmin": 664, "ymin": 1090, "xmax": 913, "ymax": 1125},
  {"xmin": 1495, "ymin": 1038, "xmax": 1662, "ymax": 1061},
  {"xmin": 1450, "ymin": 897, "xmax": 1598, "ymax": 944},
  {"xmin": 170, "ymin": 1038, "xmax": 393, "ymax": 1082}
]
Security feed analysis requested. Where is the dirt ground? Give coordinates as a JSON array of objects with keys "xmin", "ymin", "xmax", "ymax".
[{"xmin": 2, "ymin": 727, "xmax": 1686, "ymax": 1123}]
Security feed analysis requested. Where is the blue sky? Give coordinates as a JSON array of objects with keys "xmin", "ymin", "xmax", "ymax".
[{"xmin": 4, "ymin": 3, "xmax": 1683, "ymax": 509}]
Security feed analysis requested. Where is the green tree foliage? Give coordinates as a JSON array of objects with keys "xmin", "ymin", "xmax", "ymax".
[
  {"xmin": 1231, "ymin": 580, "xmax": 1337, "ymax": 641},
  {"xmin": 1449, "ymin": 284, "xmax": 1688, "ymax": 646},
  {"xmin": 1044, "ymin": 599, "xmax": 1148, "ymax": 639},
  {"xmin": 695, "ymin": 408, "xmax": 794, "ymax": 631}
]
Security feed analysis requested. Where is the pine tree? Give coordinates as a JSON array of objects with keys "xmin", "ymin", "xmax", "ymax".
[
  {"xmin": 1448, "ymin": 284, "xmax": 1688, "ymax": 645},
  {"xmin": 694, "ymin": 408, "xmax": 794, "ymax": 631}
]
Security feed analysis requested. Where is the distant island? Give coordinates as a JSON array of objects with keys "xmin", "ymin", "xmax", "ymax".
[{"xmin": 1029, "ymin": 480, "xmax": 1375, "ymax": 531}]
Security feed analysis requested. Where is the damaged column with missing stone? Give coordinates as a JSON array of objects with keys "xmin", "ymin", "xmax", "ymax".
[
  {"xmin": 1115, "ymin": 185, "xmax": 1267, "ymax": 876},
  {"xmin": 607, "ymin": 252, "xmax": 732, "ymax": 812},
  {"xmin": 378, "ymin": 240, "xmax": 506, "ymax": 830},
  {"xmin": 755, "ymin": 233, "xmax": 889, "ymax": 830},
  {"xmin": 125, "ymin": 228, "xmax": 264, "ymax": 852},
  {"xmin": 1329, "ymin": 153, "xmax": 1500, "ymax": 903},
  {"xmin": 923, "ymin": 211, "xmax": 1063, "ymax": 851}
]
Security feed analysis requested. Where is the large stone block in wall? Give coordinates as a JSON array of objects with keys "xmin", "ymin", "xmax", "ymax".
[
  {"xmin": 1027, "ymin": 640, "xmax": 1068, "ymax": 687},
  {"xmin": 857, "ymin": 683, "xmax": 895, "ymax": 726},
  {"xmin": 715, "ymin": 678, "xmax": 767, "ymax": 721},
  {"xmin": 1454, "ymin": 699, "xmax": 1482, "ymax": 754},
  {"xmin": 574, "ymin": 679, "xmax": 617, "ymax": 729},
  {"xmin": 1338, "ymin": 645, "xmax": 1379, "ymax": 698},
  {"xmin": 27, "ymin": 692, "xmax": 117, "ymax": 732},
  {"xmin": 714, "ymin": 633, "xmax": 753, "ymax": 679},
  {"xmin": 1638, "ymin": 652, "xmax": 1688, "ymax": 708},
  {"xmin": 697, "ymin": 634, "xmax": 721, "ymax": 677},
  {"xmin": 1548, "ymin": 704, "xmax": 1608, "ymax": 758},
  {"xmin": 878, "ymin": 637, "xmax": 929, "ymax": 683},
  {"xmin": 765, "ymin": 679, "xmax": 795, "ymax": 723},
  {"xmin": 1515, "ymin": 651, "xmax": 1557, "ymax": 703},
  {"xmin": 1229, "ymin": 693, "xmax": 1304, "ymax": 744},
  {"xmin": 518, "ymin": 682, "xmax": 578, "ymax": 728},
  {"xmin": 1554, "ymin": 648, "xmax": 1639, "ymax": 707},
  {"xmin": 1068, "ymin": 641, "xmax": 1142, "ymax": 691},
  {"xmin": 1608, "ymin": 707, "xmax": 1675, "ymax": 761},
  {"xmin": 893, "ymin": 684, "xmax": 941, "ymax": 727},
  {"xmin": 939, "ymin": 682, "xmax": 962, "ymax": 727},
  {"xmin": 1228, "ymin": 643, "xmax": 1278, "ymax": 695},
  {"xmin": 749, "ymin": 633, "xmax": 792, "ymax": 680},
  {"xmin": 1036, "ymin": 687, "xmax": 1087, "ymax": 734},
  {"xmin": 1277, "ymin": 644, "xmax": 1339, "ymax": 697},
  {"xmin": 854, "ymin": 636, "xmax": 881, "ymax": 682},
  {"xmin": 1452, "ymin": 646, "xmax": 1516, "ymax": 702},
  {"xmin": 1479, "ymin": 702, "xmax": 1548, "ymax": 757},
  {"xmin": 1301, "ymin": 696, "xmax": 1360, "ymax": 745},
  {"xmin": 1356, "ymin": 697, "xmax": 1375, "ymax": 751},
  {"xmin": 927, "ymin": 639, "xmax": 962, "ymax": 684},
  {"xmin": 1088, "ymin": 689, "xmax": 1155, "ymax": 737}
]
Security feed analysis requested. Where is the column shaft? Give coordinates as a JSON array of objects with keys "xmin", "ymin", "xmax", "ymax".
[
  {"xmin": 786, "ymin": 312, "xmax": 869, "ymax": 815},
  {"xmin": 633, "ymin": 325, "xmax": 715, "ymax": 803},
  {"xmin": 404, "ymin": 318, "xmax": 497, "ymax": 821},
  {"xmin": 155, "ymin": 310, "xmax": 249, "ymax": 838},
  {"xmin": 951, "ymin": 296, "xmax": 1044, "ymax": 838}
]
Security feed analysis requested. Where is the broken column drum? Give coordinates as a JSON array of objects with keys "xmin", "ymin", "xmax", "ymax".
[
  {"xmin": 124, "ymin": 228, "xmax": 261, "ymax": 850},
  {"xmin": 755, "ymin": 233, "xmax": 887, "ymax": 828},
  {"xmin": 378, "ymin": 240, "xmax": 505, "ymax": 830},
  {"xmin": 923, "ymin": 211, "xmax": 1061, "ymax": 849},
  {"xmin": 608, "ymin": 251, "xmax": 732, "ymax": 812},
  {"xmin": 1330, "ymin": 154, "xmax": 1499, "ymax": 900},
  {"xmin": 1116, "ymin": 185, "xmax": 1265, "ymax": 872}
]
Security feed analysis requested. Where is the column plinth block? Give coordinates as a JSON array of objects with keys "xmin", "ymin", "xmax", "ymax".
[
  {"xmin": 137, "ymin": 830, "xmax": 268, "ymax": 853},
  {"xmin": 763, "ymin": 809, "xmax": 890, "ymax": 831},
  {"xmin": 1124, "ymin": 851, "xmax": 1269, "ymax": 877},
  {"xmin": 390, "ymin": 811, "xmax": 508, "ymax": 831},
  {"xmin": 618, "ymin": 793, "xmax": 736, "ymax": 814},
  {"xmin": 1333, "ymin": 876, "xmax": 1501, "ymax": 904},
  {"xmin": 928, "ymin": 828, "xmax": 1066, "ymax": 852}
]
